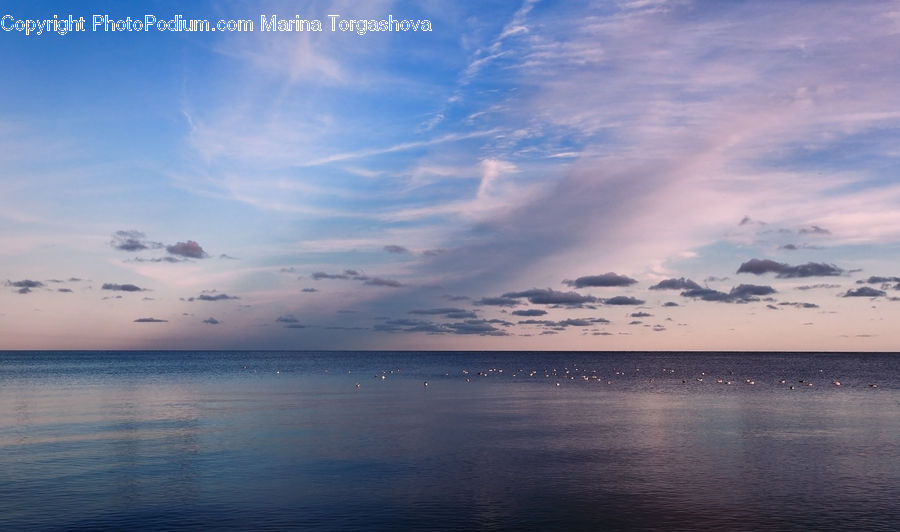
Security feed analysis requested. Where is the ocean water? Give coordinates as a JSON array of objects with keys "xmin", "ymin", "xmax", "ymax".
[{"xmin": 1, "ymin": 351, "xmax": 897, "ymax": 531}]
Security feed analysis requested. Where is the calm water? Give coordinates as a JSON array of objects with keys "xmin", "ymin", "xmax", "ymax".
[{"xmin": 1, "ymin": 351, "xmax": 898, "ymax": 531}]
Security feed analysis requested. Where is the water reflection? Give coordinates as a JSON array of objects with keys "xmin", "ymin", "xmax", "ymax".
[{"xmin": 0, "ymin": 352, "xmax": 897, "ymax": 530}]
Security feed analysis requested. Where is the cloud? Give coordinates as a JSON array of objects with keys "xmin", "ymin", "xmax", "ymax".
[
  {"xmin": 312, "ymin": 270, "xmax": 403, "ymax": 287},
  {"xmin": 284, "ymin": 324, "xmax": 307, "ymax": 329},
  {"xmin": 203, "ymin": 317, "xmax": 220, "ymax": 324},
  {"xmin": 681, "ymin": 284, "xmax": 776, "ymax": 303},
  {"xmin": 799, "ymin": 225, "xmax": 831, "ymax": 235},
  {"xmin": 186, "ymin": 293, "xmax": 240, "ymax": 302},
  {"xmin": 363, "ymin": 277, "xmax": 404, "ymax": 287},
  {"xmin": 796, "ymin": 283, "xmax": 842, "ymax": 291},
  {"xmin": 102, "ymin": 283, "xmax": 145, "ymax": 292},
  {"xmin": 131, "ymin": 257, "xmax": 187, "ymax": 263},
  {"xmin": 858, "ymin": 276, "xmax": 900, "ymax": 284},
  {"xmin": 474, "ymin": 296, "xmax": 520, "ymax": 307},
  {"xmin": 166, "ymin": 240, "xmax": 209, "ymax": 259},
  {"xmin": 736, "ymin": 259, "xmax": 843, "ymax": 278},
  {"xmin": 502, "ymin": 288, "xmax": 598, "ymax": 306},
  {"xmin": 730, "ymin": 284, "xmax": 777, "ymax": 299},
  {"xmin": 7, "ymin": 279, "xmax": 44, "ymax": 294},
  {"xmin": 518, "ymin": 317, "xmax": 610, "ymax": 328},
  {"xmin": 409, "ymin": 308, "xmax": 477, "ymax": 319},
  {"xmin": 133, "ymin": 317, "xmax": 167, "ymax": 323},
  {"xmin": 384, "ymin": 245, "xmax": 410, "ymax": 254},
  {"xmin": 511, "ymin": 309, "xmax": 547, "ymax": 316},
  {"xmin": 111, "ymin": 230, "xmax": 161, "ymax": 252},
  {"xmin": 301, "ymin": 288, "xmax": 318, "ymax": 293},
  {"xmin": 375, "ymin": 317, "xmax": 507, "ymax": 336},
  {"xmin": 778, "ymin": 302, "xmax": 819, "ymax": 309},
  {"xmin": 649, "ymin": 278, "xmax": 701, "ymax": 290},
  {"xmin": 631, "ymin": 311, "xmax": 652, "ymax": 318},
  {"xmin": 604, "ymin": 296, "xmax": 645, "ymax": 305},
  {"xmin": 57, "ymin": 288, "xmax": 73, "ymax": 293},
  {"xmin": 843, "ymin": 287, "xmax": 886, "ymax": 298},
  {"xmin": 276, "ymin": 315, "xmax": 300, "ymax": 323},
  {"xmin": 444, "ymin": 320, "xmax": 508, "ymax": 336},
  {"xmin": 662, "ymin": 301, "xmax": 679, "ymax": 307},
  {"xmin": 562, "ymin": 272, "xmax": 637, "ymax": 288},
  {"xmin": 312, "ymin": 271, "xmax": 352, "ymax": 280}
]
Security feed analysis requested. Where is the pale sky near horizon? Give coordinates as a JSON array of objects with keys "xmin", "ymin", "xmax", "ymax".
[{"xmin": 3, "ymin": 0, "xmax": 900, "ymax": 351}]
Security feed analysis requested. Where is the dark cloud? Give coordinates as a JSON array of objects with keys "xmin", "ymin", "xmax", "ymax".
[
  {"xmin": 384, "ymin": 245, "xmax": 410, "ymax": 254},
  {"xmin": 736, "ymin": 258, "xmax": 843, "ymax": 278},
  {"xmin": 649, "ymin": 278, "xmax": 701, "ymax": 290},
  {"xmin": 444, "ymin": 320, "xmax": 507, "ymax": 336},
  {"xmin": 195, "ymin": 293, "xmax": 239, "ymax": 301},
  {"xmin": 562, "ymin": 272, "xmax": 637, "ymax": 288},
  {"xmin": 111, "ymin": 230, "xmax": 161, "ymax": 252},
  {"xmin": 859, "ymin": 275, "xmax": 900, "ymax": 284},
  {"xmin": 102, "ymin": 283, "xmax": 145, "ymax": 292},
  {"xmin": 409, "ymin": 308, "xmax": 477, "ymax": 319},
  {"xmin": 681, "ymin": 284, "xmax": 776, "ymax": 303},
  {"xmin": 681, "ymin": 288, "xmax": 731, "ymax": 301},
  {"xmin": 857, "ymin": 276, "xmax": 900, "ymax": 290},
  {"xmin": 796, "ymin": 283, "xmax": 842, "ymax": 291},
  {"xmin": 167, "ymin": 240, "xmax": 209, "ymax": 259},
  {"xmin": 630, "ymin": 311, "xmax": 652, "ymax": 318},
  {"xmin": 363, "ymin": 277, "xmax": 404, "ymax": 287},
  {"xmin": 57, "ymin": 288, "xmax": 73, "ymax": 293},
  {"xmin": 502, "ymin": 288, "xmax": 598, "ymax": 306},
  {"xmin": 131, "ymin": 257, "xmax": 186, "ymax": 263},
  {"xmin": 219, "ymin": 254, "xmax": 239, "ymax": 260},
  {"xmin": 203, "ymin": 317, "xmax": 220, "ymax": 324},
  {"xmin": 780, "ymin": 244, "xmax": 798, "ymax": 250},
  {"xmin": 133, "ymin": 317, "xmax": 167, "ymax": 323},
  {"xmin": 276, "ymin": 315, "xmax": 300, "ymax": 323},
  {"xmin": 9, "ymin": 279, "xmax": 44, "ymax": 288},
  {"xmin": 284, "ymin": 324, "xmax": 307, "ymax": 329},
  {"xmin": 662, "ymin": 301, "xmax": 679, "ymax": 307},
  {"xmin": 511, "ymin": 309, "xmax": 547, "ymax": 317},
  {"xmin": 799, "ymin": 225, "xmax": 831, "ymax": 235},
  {"xmin": 8, "ymin": 279, "xmax": 44, "ymax": 293},
  {"xmin": 557, "ymin": 318, "xmax": 597, "ymax": 327},
  {"xmin": 843, "ymin": 287, "xmax": 886, "ymax": 298},
  {"xmin": 375, "ymin": 317, "xmax": 506, "ymax": 336},
  {"xmin": 474, "ymin": 296, "xmax": 520, "ymax": 307},
  {"xmin": 312, "ymin": 271, "xmax": 351, "ymax": 280},
  {"xmin": 301, "ymin": 288, "xmax": 318, "ymax": 293},
  {"xmin": 423, "ymin": 248, "xmax": 446, "ymax": 257},
  {"xmin": 312, "ymin": 270, "xmax": 403, "ymax": 287},
  {"xmin": 604, "ymin": 296, "xmax": 645, "ymax": 305},
  {"xmin": 730, "ymin": 284, "xmax": 777, "ymax": 299},
  {"xmin": 518, "ymin": 317, "xmax": 609, "ymax": 328},
  {"xmin": 778, "ymin": 302, "xmax": 819, "ymax": 309}
]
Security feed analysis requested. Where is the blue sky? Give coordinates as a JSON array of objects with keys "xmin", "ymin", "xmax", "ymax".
[{"xmin": 3, "ymin": 0, "xmax": 900, "ymax": 350}]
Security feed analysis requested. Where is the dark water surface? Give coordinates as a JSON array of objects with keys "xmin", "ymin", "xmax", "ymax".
[{"xmin": 1, "ymin": 351, "xmax": 898, "ymax": 531}]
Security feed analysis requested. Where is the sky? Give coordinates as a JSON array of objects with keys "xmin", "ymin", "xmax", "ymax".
[{"xmin": 3, "ymin": 0, "xmax": 900, "ymax": 351}]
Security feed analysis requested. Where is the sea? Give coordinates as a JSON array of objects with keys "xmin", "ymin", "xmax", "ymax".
[{"xmin": 1, "ymin": 351, "xmax": 897, "ymax": 531}]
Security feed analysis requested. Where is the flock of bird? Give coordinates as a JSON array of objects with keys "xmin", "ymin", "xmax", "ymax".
[{"xmin": 330, "ymin": 365, "xmax": 882, "ymax": 391}]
